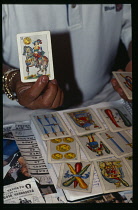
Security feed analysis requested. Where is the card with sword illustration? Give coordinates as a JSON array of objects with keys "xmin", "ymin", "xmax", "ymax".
[
  {"xmin": 30, "ymin": 112, "xmax": 71, "ymax": 140},
  {"xmin": 96, "ymin": 130, "xmax": 132, "ymax": 157}
]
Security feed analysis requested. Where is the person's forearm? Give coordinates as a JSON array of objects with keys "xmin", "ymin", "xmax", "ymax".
[
  {"xmin": 128, "ymin": 41, "xmax": 132, "ymax": 60},
  {"xmin": 3, "ymin": 63, "xmax": 20, "ymax": 93}
]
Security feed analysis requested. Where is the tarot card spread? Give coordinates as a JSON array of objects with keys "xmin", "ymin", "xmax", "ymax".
[
  {"xmin": 97, "ymin": 130, "xmax": 132, "ymax": 158},
  {"xmin": 112, "ymin": 72, "xmax": 132, "ymax": 100},
  {"xmin": 46, "ymin": 136, "xmax": 80, "ymax": 163},
  {"xmin": 31, "ymin": 113, "xmax": 71, "ymax": 140},
  {"xmin": 64, "ymin": 108, "xmax": 105, "ymax": 136},
  {"xmin": 94, "ymin": 158, "xmax": 132, "ymax": 193},
  {"xmin": 57, "ymin": 161, "xmax": 94, "ymax": 192},
  {"xmin": 17, "ymin": 31, "xmax": 54, "ymax": 82},
  {"xmin": 75, "ymin": 134, "xmax": 113, "ymax": 161},
  {"xmin": 97, "ymin": 106, "xmax": 132, "ymax": 132}
]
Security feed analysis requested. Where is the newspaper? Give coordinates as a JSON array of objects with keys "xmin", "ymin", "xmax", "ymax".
[
  {"xmin": 11, "ymin": 122, "xmax": 57, "ymax": 193},
  {"xmin": 3, "ymin": 124, "xmax": 30, "ymax": 183},
  {"xmin": 4, "ymin": 177, "xmax": 45, "ymax": 204}
]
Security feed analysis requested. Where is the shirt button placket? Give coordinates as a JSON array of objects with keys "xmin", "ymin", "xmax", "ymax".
[{"xmin": 71, "ymin": 4, "xmax": 76, "ymax": 8}]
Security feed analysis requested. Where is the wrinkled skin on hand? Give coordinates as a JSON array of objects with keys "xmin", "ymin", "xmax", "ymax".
[
  {"xmin": 111, "ymin": 60, "xmax": 132, "ymax": 102},
  {"xmin": 14, "ymin": 75, "xmax": 64, "ymax": 110}
]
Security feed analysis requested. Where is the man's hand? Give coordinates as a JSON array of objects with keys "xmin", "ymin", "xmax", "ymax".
[
  {"xmin": 111, "ymin": 60, "xmax": 132, "ymax": 102},
  {"xmin": 14, "ymin": 74, "xmax": 64, "ymax": 109}
]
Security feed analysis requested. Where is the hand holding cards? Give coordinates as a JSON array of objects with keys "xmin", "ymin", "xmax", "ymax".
[
  {"xmin": 112, "ymin": 71, "xmax": 132, "ymax": 100},
  {"xmin": 17, "ymin": 31, "xmax": 54, "ymax": 82},
  {"xmin": 14, "ymin": 31, "xmax": 64, "ymax": 109}
]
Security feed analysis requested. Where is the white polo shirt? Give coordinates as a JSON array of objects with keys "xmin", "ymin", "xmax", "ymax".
[{"xmin": 2, "ymin": 4, "xmax": 131, "ymax": 110}]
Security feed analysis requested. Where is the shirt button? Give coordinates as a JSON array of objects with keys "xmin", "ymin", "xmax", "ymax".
[{"xmin": 71, "ymin": 4, "xmax": 76, "ymax": 8}]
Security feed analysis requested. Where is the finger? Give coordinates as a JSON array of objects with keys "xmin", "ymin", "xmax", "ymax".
[
  {"xmin": 111, "ymin": 78, "xmax": 131, "ymax": 101},
  {"xmin": 29, "ymin": 81, "xmax": 59, "ymax": 109},
  {"xmin": 125, "ymin": 60, "xmax": 132, "ymax": 72},
  {"xmin": 59, "ymin": 90, "xmax": 64, "ymax": 106},
  {"xmin": 111, "ymin": 78, "xmax": 120, "ymax": 91},
  {"xmin": 51, "ymin": 86, "xmax": 64, "ymax": 108},
  {"xmin": 22, "ymin": 75, "xmax": 49, "ymax": 103}
]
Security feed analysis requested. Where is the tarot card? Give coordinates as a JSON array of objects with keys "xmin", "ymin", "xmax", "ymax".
[
  {"xmin": 122, "ymin": 155, "xmax": 133, "ymax": 174},
  {"xmin": 17, "ymin": 31, "xmax": 54, "ymax": 82},
  {"xmin": 97, "ymin": 106, "xmax": 132, "ymax": 132},
  {"xmin": 57, "ymin": 160, "xmax": 94, "ymax": 192},
  {"xmin": 75, "ymin": 133, "xmax": 113, "ymax": 161},
  {"xmin": 30, "ymin": 112, "xmax": 71, "ymax": 141},
  {"xmin": 64, "ymin": 108, "xmax": 105, "ymax": 136},
  {"xmin": 97, "ymin": 130, "xmax": 132, "ymax": 157},
  {"xmin": 94, "ymin": 157, "xmax": 132, "ymax": 193},
  {"xmin": 112, "ymin": 71, "xmax": 132, "ymax": 100},
  {"xmin": 46, "ymin": 136, "xmax": 80, "ymax": 163}
]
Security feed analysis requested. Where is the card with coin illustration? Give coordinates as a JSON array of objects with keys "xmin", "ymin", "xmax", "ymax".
[
  {"xmin": 74, "ymin": 133, "xmax": 113, "ymax": 161},
  {"xmin": 112, "ymin": 71, "xmax": 132, "ymax": 100},
  {"xmin": 17, "ymin": 31, "xmax": 54, "ymax": 82},
  {"xmin": 94, "ymin": 157, "xmax": 132, "ymax": 193},
  {"xmin": 46, "ymin": 136, "xmax": 80, "ymax": 163},
  {"xmin": 30, "ymin": 112, "xmax": 71, "ymax": 141},
  {"xmin": 97, "ymin": 106, "xmax": 132, "ymax": 132},
  {"xmin": 63, "ymin": 108, "xmax": 105, "ymax": 136},
  {"xmin": 57, "ymin": 160, "xmax": 94, "ymax": 192}
]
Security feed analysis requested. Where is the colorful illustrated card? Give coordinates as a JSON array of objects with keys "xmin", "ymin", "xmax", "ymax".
[
  {"xmin": 31, "ymin": 112, "xmax": 71, "ymax": 141},
  {"xmin": 97, "ymin": 130, "xmax": 132, "ymax": 158},
  {"xmin": 97, "ymin": 106, "xmax": 132, "ymax": 132},
  {"xmin": 64, "ymin": 108, "xmax": 105, "ymax": 136},
  {"xmin": 112, "ymin": 72, "xmax": 132, "ymax": 100},
  {"xmin": 46, "ymin": 136, "xmax": 80, "ymax": 163},
  {"xmin": 17, "ymin": 31, "xmax": 54, "ymax": 82},
  {"xmin": 94, "ymin": 157, "xmax": 132, "ymax": 193},
  {"xmin": 75, "ymin": 133, "xmax": 113, "ymax": 161},
  {"xmin": 57, "ymin": 160, "xmax": 94, "ymax": 192},
  {"xmin": 123, "ymin": 155, "xmax": 133, "ymax": 174}
]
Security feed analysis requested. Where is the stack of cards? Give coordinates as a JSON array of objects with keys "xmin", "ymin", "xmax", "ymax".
[
  {"xmin": 17, "ymin": 31, "xmax": 54, "ymax": 82},
  {"xmin": 30, "ymin": 103, "xmax": 132, "ymax": 194}
]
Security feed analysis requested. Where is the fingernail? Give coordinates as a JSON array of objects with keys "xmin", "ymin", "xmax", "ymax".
[
  {"xmin": 51, "ymin": 79, "xmax": 57, "ymax": 85},
  {"xmin": 42, "ymin": 76, "xmax": 48, "ymax": 83}
]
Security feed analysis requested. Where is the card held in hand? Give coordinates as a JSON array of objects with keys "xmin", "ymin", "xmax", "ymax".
[
  {"xmin": 112, "ymin": 71, "xmax": 132, "ymax": 100},
  {"xmin": 17, "ymin": 31, "xmax": 54, "ymax": 82}
]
